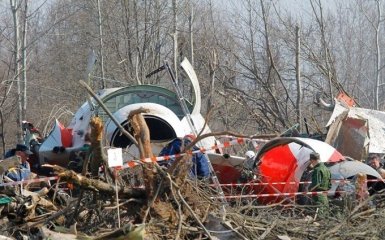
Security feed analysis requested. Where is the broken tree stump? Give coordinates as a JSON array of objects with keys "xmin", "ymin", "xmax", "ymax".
[
  {"xmin": 89, "ymin": 117, "xmax": 107, "ymax": 178},
  {"xmin": 128, "ymin": 108, "xmax": 157, "ymax": 199}
]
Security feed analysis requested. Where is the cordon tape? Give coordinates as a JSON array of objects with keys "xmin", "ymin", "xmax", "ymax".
[
  {"xmin": 210, "ymin": 178, "xmax": 384, "ymax": 187},
  {"xmin": 120, "ymin": 137, "xmax": 269, "ymax": 169},
  {"xmin": 0, "ymin": 176, "xmax": 59, "ymax": 187},
  {"xmin": 210, "ymin": 190, "xmax": 354, "ymax": 200}
]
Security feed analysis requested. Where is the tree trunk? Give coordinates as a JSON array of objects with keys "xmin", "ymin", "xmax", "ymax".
[
  {"xmin": 172, "ymin": 0, "xmax": 178, "ymax": 82},
  {"xmin": 374, "ymin": 0, "xmax": 381, "ymax": 110},
  {"xmin": 128, "ymin": 107, "xmax": 156, "ymax": 199},
  {"xmin": 10, "ymin": 0, "xmax": 23, "ymax": 143},
  {"xmin": 295, "ymin": 26, "xmax": 302, "ymax": 131},
  {"xmin": 0, "ymin": 109, "xmax": 5, "ymax": 157},
  {"xmin": 97, "ymin": 0, "xmax": 106, "ymax": 89},
  {"xmin": 189, "ymin": 3, "xmax": 194, "ymax": 66},
  {"xmin": 22, "ymin": 0, "xmax": 28, "ymax": 121},
  {"xmin": 89, "ymin": 117, "xmax": 107, "ymax": 177}
]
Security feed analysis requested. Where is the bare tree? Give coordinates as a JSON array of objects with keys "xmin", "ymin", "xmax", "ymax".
[
  {"xmin": 374, "ymin": 0, "xmax": 383, "ymax": 110},
  {"xmin": 295, "ymin": 26, "xmax": 302, "ymax": 131},
  {"xmin": 96, "ymin": 0, "xmax": 105, "ymax": 88},
  {"xmin": 10, "ymin": 0, "xmax": 23, "ymax": 143},
  {"xmin": 173, "ymin": 0, "xmax": 178, "ymax": 82}
]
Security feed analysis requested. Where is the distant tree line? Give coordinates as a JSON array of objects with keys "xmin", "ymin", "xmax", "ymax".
[{"xmin": 0, "ymin": 0, "xmax": 384, "ymax": 155}]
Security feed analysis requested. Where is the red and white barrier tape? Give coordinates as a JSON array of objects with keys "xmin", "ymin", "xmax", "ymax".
[
  {"xmin": 212, "ymin": 181, "xmax": 319, "ymax": 187},
  {"xmin": 211, "ymin": 190, "xmax": 352, "ymax": 199},
  {"xmin": 211, "ymin": 178, "xmax": 384, "ymax": 187},
  {"xmin": 0, "ymin": 176, "xmax": 59, "ymax": 187},
  {"xmin": 120, "ymin": 137, "xmax": 268, "ymax": 169}
]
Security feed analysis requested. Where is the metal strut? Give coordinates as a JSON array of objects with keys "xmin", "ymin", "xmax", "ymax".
[{"xmin": 164, "ymin": 60, "xmax": 227, "ymax": 213}]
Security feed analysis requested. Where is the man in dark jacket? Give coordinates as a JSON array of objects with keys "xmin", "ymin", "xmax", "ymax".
[
  {"xmin": 308, "ymin": 152, "xmax": 332, "ymax": 218},
  {"xmin": 158, "ymin": 134, "xmax": 210, "ymax": 179}
]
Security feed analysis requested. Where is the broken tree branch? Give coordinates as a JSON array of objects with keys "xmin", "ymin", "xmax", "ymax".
[
  {"xmin": 79, "ymin": 80, "xmax": 138, "ymax": 147},
  {"xmin": 127, "ymin": 107, "xmax": 157, "ymax": 200},
  {"xmin": 42, "ymin": 164, "xmax": 145, "ymax": 198}
]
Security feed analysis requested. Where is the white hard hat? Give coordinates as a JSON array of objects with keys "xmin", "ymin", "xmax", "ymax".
[{"xmin": 245, "ymin": 150, "xmax": 256, "ymax": 159}]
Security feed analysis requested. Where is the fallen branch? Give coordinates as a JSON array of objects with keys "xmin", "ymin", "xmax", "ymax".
[
  {"xmin": 79, "ymin": 80, "xmax": 138, "ymax": 147},
  {"xmin": 28, "ymin": 199, "xmax": 78, "ymax": 229},
  {"xmin": 42, "ymin": 164, "xmax": 145, "ymax": 198}
]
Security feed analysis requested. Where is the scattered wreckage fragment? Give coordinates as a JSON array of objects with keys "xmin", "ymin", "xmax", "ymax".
[
  {"xmin": 211, "ymin": 137, "xmax": 384, "ymax": 204},
  {"xmin": 33, "ymin": 58, "xmax": 218, "ymax": 172},
  {"xmin": 14, "ymin": 58, "xmax": 385, "ymax": 214},
  {"xmin": 318, "ymin": 91, "xmax": 385, "ymax": 160}
]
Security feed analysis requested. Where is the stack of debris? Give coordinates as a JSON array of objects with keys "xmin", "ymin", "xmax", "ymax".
[{"xmin": 0, "ymin": 111, "xmax": 384, "ymax": 239}]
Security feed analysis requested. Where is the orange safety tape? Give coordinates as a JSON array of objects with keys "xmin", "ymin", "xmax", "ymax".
[
  {"xmin": 210, "ymin": 190, "xmax": 353, "ymax": 199},
  {"xmin": 115, "ymin": 137, "xmax": 268, "ymax": 170},
  {"xmin": 211, "ymin": 178, "xmax": 384, "ymax": 187},
  {"xmin": 0, "ymin": 176, "xmax": 59, "ymax": 187}
]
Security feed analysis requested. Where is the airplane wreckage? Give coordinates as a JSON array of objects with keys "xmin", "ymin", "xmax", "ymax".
[{"xmin": 20, "ymin": 58, "xmax": 385, "ymax": 204}]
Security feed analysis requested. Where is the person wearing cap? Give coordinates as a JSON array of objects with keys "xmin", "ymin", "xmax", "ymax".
[
  {"xmin": 5, "ymin": 144, "xmax": 32, "ymax": 181},
  {"xmin": 244, "ymin": 150, "xmax": 256, "ymax": 170},
  {"xmin": 238, "ymin": 150, "xmax": 257, "ymax": 183},
  {"xmin": 308, "ymin": 152, "xmax": 331, "ymax": 218},
  {"xmin": 158, "ymin": 134, "xmax": 210, "ymax": 179},
  {"xmin": 367, "ymin": 153, "xmax": 385, "ymax": 178}
]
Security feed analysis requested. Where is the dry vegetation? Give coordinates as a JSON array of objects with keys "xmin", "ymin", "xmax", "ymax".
[
  {"xmin": 1, "ymin": 168, "xmax": 385, "ymax": 240},
  {"xmin": 0, "ymin": 114, "xmax": 383, "ymax": 240},
  {"xmin": 1, "ymin": 0, "xmax": 385, "ymax": 239}
]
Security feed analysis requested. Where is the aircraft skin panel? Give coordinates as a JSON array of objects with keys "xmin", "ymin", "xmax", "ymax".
[
  {"xmin": 38, "ymin": 120, "xmax": 84, "ymax": 166},
  {"xmin": 180, "ymin": 58, "xmax": 201, "ymax": 115},
  {"xmin": 326, "ymin": 101, "xmax": 385, "ymax": 154},
  {"xmin": 292, "ymin": 137, "xmax": 344, "ymax": 163},
  {"xmin": 260, "ymin": 145, "xmax": 298, "ymax": 189},
  {"xmin": 36, "ymin": 59, "xmax": 218, "ymax": 171},
  {"xmin": 39, "ymin": 120, "xmax": 63, "ymax": 153},
  {"xmin": 209, "ymin": 153, "xmax": 253, "ymax": 184},
  {"xmin": 251, "ymin": 137, "xmax": 349, "ymax": 203},
  {"xmin": 208, "ymin": 152, "xmax": 246, "ymax": 167},
  {"xmin": 67, "ymin": 102, "xmax": 92, "ymax": 148},
  {"xmin": 330, "ymin": 160, "xmax": 382, "ymax": 179},
  {"xmin": 212, "ymin": 164, "xmax": 241, "ymax": 184},
  {"xmin": 67, "ymin": 87, "xmax": 122, "ymax": 146},
  {"xmin": 104, "ymin": 102, "xmax": 186, "ymax": 143},
  {"xmin": 181, "ymin": 114, "xmax": 217, "ymax": 152},
  {"xmin": 288, "ymin": 142, "xmax": 314, "ymax": 184}
]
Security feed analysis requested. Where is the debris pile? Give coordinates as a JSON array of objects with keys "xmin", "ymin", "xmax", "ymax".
[
  {"xmin": 0, "ymin": 114, "xmax": 385, "ymax": 239},
  {"xmin": 0, "ymin": 113, "xmax": 232, "ymax": 239}
]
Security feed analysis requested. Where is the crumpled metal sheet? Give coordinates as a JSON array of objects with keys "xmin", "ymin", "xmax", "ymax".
[
  {"xmin": 329, "ymin": 160, "xmax": 382, "ymax": 179},
  {"xmin": 326, "ymin": 101, "xmax": 385, "ymax": 155}
]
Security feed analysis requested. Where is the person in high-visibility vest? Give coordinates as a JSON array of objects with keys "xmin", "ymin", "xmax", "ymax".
[{"xmin": 308, "ymin": 152, "xmax": 332, "ymax": 218}]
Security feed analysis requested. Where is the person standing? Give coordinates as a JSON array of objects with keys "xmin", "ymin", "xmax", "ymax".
[
  {"xmin": 158, "ymin": 134, "xmax": 210, "ymax": 179},
  {"xmin": 367, "ymin": 153, "xmax": 385, "ymax": 178},
  {"xmin": 243, "ymin": 150, "xmax": 256, "ymax": 170},
  {"xmin": 6, "ymin": 144, "xmax": 32, "ymax": 181},
  {"xmin": 308, "ymin": 152, "xmax": 332, "ymax": 218}
]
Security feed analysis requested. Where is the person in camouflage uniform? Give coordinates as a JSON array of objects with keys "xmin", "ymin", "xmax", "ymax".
[{"xmin": 308, "ymin": 152, "xmax": 332, "ymax": 218}]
